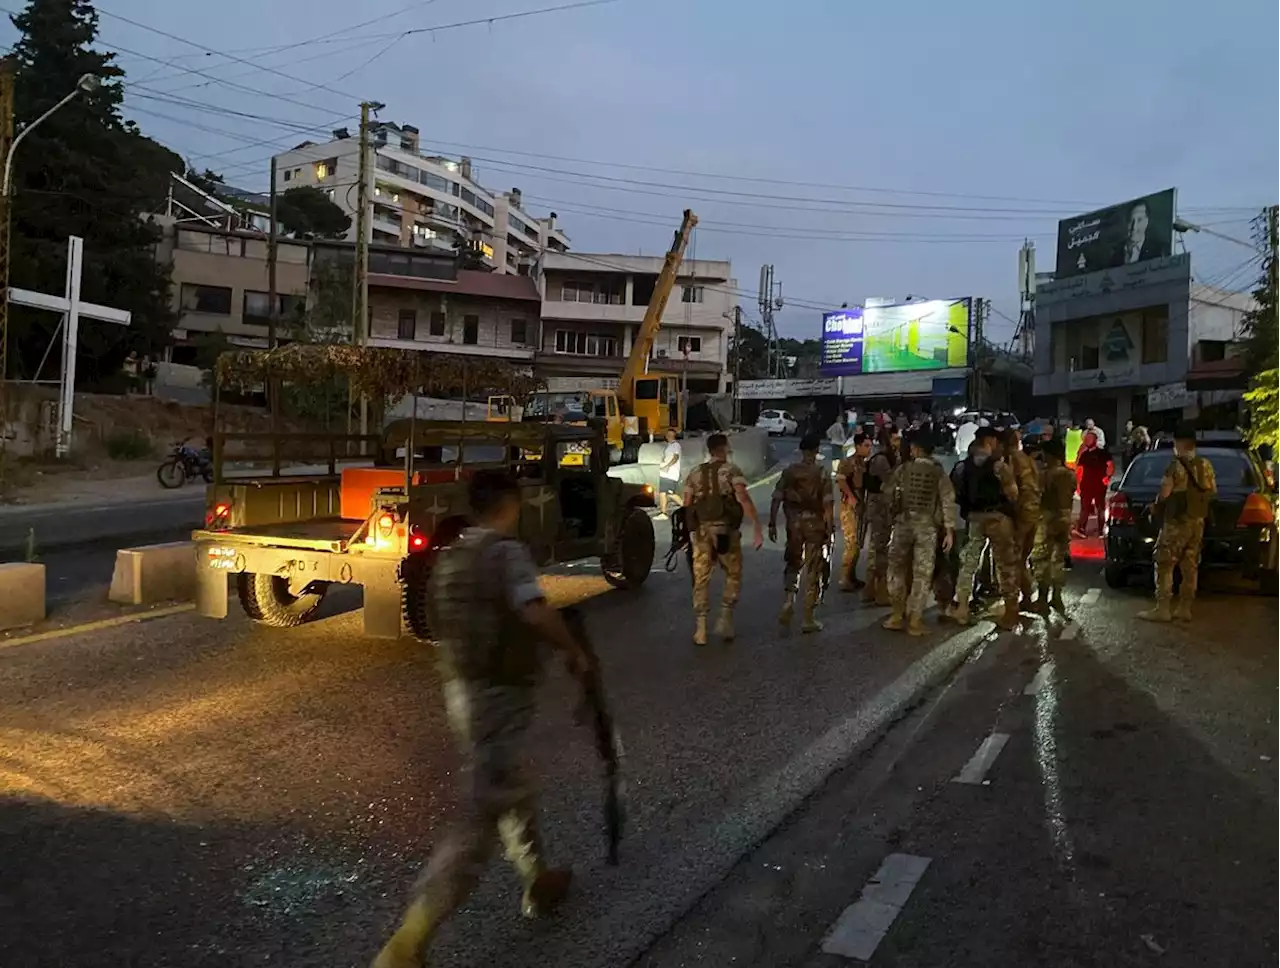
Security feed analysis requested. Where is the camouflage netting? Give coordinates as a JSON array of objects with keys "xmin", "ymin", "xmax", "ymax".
[{"xmin": 215, "ymin": 344, "xmax": 545, "ymax": 399}]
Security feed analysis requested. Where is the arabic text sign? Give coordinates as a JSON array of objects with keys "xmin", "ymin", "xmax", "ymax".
[{"xmin": 1054, "ymin": 188, "xmax": 1176, "ymax": 280}]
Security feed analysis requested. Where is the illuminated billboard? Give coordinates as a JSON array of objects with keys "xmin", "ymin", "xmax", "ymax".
[{"xmin": 820, "ymin": 298, "xmax": 971, "ymax": 376}]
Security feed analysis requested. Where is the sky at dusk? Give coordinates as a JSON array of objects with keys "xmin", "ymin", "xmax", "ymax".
[{"xmin": 4, "ymin": 0, "xmax": 1277, "ymax": 343}]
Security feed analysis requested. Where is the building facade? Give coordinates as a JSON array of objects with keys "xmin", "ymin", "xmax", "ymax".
[
  {"xmin": 271, "ymin": 122, "xmax": 569, "ymax": 275},
  {"xmin": 536, "ymin": 251, "xmax": 735, "ymax": 393}
]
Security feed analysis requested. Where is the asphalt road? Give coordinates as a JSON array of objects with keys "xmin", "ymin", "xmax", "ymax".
[{"xmin": 0, "ymin": 494, "xmax": 205, "ymax": 558}]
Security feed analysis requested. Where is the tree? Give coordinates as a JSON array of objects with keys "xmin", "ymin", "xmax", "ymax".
[
  {"xmin": 7, "ymin": 0, "xmax": 180, "ymax": 387},
  {"xmin": 1241, "ymin": 206, "xmax": 1278, "ymax": 454},
  {"xmin": 731, "ymin": 320, "xmax": 770, "ymax": 379},
  {"xmin": 275, "ymin": 185, "xmax": 352, "ymax": 240},
  {"xmin": 186, "ymin": 167, "xmax": 226, "ymax": 197}
]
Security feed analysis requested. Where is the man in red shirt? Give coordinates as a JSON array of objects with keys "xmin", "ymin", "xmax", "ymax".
[{"xmin": 1074, "ymin": 432, "xmax": 1114, "ymax": 537}]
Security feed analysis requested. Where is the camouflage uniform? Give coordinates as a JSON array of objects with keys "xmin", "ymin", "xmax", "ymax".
[
  {"xmin": 1031, "ymin": 465, "xmax": 1076, "ymax": 607},
  {"xmin": 863, "ymin": 451, "xmax": 897, "ymax": 603},
  {"xmin": 1142, "ymin": 454, "xmax": 1216, "ymax": 621},
  {"xmin": 375, "ymin": 527, "xmax": 553, "ymax": 966},
  {"xmin": 835, "ymin": 453, "xmax": 867, "ymax": 586},
  {"xmin": 773, "ymin": 455, "xmax": 834, "ymax": 628},
  {"xmin": 952, "ymin": 456, "xmax": 1021, "ymax": 627},
  {"xmin": 684, "ymin": 458, "xmax": 748, "ymax": 620},
  {"xmin": 884, "ymin": 457, "xmax": 956, "ymax": 634},
  {"xmin": 1009, "ymin": 449, "xmax": 1042, "ymax": 601}
]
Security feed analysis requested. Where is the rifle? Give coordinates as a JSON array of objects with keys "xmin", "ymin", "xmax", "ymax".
[
  {"xmin": 665, "ymin": 505, "xmax": 694, "ymax": 584},
  {"xmin": 817, "ymin": 531, "xmax": 834, "ymax": 603},
  {"xmin": 559, "ymin": 606, "xmax": 623, "ymax": 865}
]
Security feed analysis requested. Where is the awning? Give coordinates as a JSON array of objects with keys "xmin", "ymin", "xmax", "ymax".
[
  {"xmin": 931, "ymin": 375, "xmax": 967, "ymax": 398},
  {"xmin": 1184, "ymin": 358, "xmax": 1249, "ymax": 392}
]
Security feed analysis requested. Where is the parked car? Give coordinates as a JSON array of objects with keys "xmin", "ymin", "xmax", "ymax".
[
  {"xmin": 1103, "ymin": 445, "xmax": 1278, "ymax": 594},
  {"xmin": 756, "ymin": 409, "xmax": 799, "ymax": 436}
]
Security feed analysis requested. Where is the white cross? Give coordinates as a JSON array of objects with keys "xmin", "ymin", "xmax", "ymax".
[
  {"xmin": 8, "ymin": 236, "xmax": 131, "ymax": 457},
  {"xmin": 524, "ymin": 487, "xmax": 556, "ymax": 529}
]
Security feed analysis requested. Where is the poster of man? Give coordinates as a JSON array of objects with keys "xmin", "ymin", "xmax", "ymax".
[{"xmin": 1055, "ymin": 188, "xmax": 1176, "ymax": 280}]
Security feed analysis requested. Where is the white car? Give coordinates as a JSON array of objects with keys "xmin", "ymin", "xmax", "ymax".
[{"xmin": 756, "ymin": 409, "xmax": 799, "ymax": 436}]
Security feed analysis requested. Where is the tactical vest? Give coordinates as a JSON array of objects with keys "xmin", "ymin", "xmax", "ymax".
[
  {"xmin": 427, "ymin": 528, "xmax": 541, "ymax": 687},
  {"xmin": 691, "ymin": 461, "xmax": 743, "ymax": 529},
  {"xmin": 1164, "ymin": 456, "xmax": 1212, "ymax": 522},
  {"xmin": 899, "ymin": 459, "xmax": 941, "ymax": 515},
  {"xmin": 966, "ymin": 458, "xmax": 1014, "ymax": 517},
  {"xmin": 865, "ymin": 454, "xmax": 890, "ymax": 496},
  {"xmin": 783, "ymin": 460, "xmax": 827, "ymax": 514},
  {"xmin": 1011, "ymin": 451, "xmax": 1042, "ymax": 506}
]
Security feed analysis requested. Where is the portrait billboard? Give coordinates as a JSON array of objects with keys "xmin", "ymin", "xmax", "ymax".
[
  {"xmin": 821, "ymin": 298, "xmax": 971, "ymax": 376},
  {"xmin": 1055, "ymin": 188, "xmax": 1176, "ymax": 280}
]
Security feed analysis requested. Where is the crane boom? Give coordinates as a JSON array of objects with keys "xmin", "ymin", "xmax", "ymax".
[{"xmin": 617, "ymin": 209, "xmax": 698, "ymax": 405}]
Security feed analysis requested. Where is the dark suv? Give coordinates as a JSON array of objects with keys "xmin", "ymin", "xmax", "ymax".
[{"xmin": 1103, "ymin": 446, "xmax": 1278, "ymax": 593}]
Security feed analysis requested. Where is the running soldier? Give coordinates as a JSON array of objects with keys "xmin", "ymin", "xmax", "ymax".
[
  {"xmin": 1139, "ymin": 425, "xmax": 1217, "ymax": 623},
  {"xmin": 684, "ymin": 432, "xmax": 764, "ymax": 645},
  {"xmin": 949, "ymin": 426, "xmax": 1022, "ymax": 630},
  {"xmin": 769, "ymin": 433, "xmax": 835, "ymax": 632},
  {"xmin": 373, "ymin": 471, "xmax": 592, "ymax": 968},
  {"xmin": 1030, "ymin": 438, "xmax": 1075, "ymax": 614},
  {"xmin": 863, "ymin": 426, "xmax": 902, "ymax": 605},
  {"xmin": 1000, "ymin": 427, "xmax": 1042, "ymax": 606},
  {"xmin": 835, "ymin": 432, "xmax": 872, "ymax": 590},
  {"xmin": 883, "ymin": 431, "xmax": 956, "ymax": 636}
]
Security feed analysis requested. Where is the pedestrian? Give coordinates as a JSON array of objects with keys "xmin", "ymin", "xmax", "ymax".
[
  {"xmin": 1083, "ymin": 416, "xmax": 1106, "ymax": 449},
  {"xmin": 882, "ymin": 430, "xmax": 956, "ymax": 636},
  {"xmin": 769, "ymin": 434, "xmax": 835, "ymax": 632},
  {"xmin": 1030, "ymin": 438, "xmax": 1075, "ymax": 614},
  {"xmin": 683, "ymin": 432, "xmax": 764, "ymax": 645},
  {"xmin": 863, "ymin": 426, "xmax": 902, "ymax": 605},
  {"xmin": 1139, "ymin": 424, "xmax": 1217, "ymax": 623},
  {"xmin": 1000, "ymin": 427, "xmax": 1041, "ymax": 607},
  {"xmin": 372, "ymin": 470, "xmax": 591, "ymax": 968},
  {"xmin": 836, "ymin": 432, "xmax": 872, "ymax": 591},
  {"xmin": 656, "ymin": 428, "xmax": 682, "ymax": 518},
  {"xmin": 1073, "ymin": 432, "xmax": 1113, "ymax": 537},
  {"xmin": 825, "ymin": 413, "xmax": 848, "ymax": 463},
  {"xmin": 1121, "ymin": 419, "xmax": 1151, "ymax": 468},
  {"xmin": 949, "ymin": 426, "xmax": 1021, "ymax": 629}
]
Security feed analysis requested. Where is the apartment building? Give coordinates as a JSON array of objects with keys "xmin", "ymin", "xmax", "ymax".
[
  {"xmin": 271, "ymin": 122, "xmax": 570, "ymax": 275},
  {"xmin": 537, "ymin": 251, "xmax": 735, "ymax": 393}
]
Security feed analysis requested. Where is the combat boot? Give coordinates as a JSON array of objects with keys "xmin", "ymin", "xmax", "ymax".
[
  {"xmin": 882, "ymin": 606, "xmax": 905, "ymax": 631},
  {"xmin": 693, "ymin": 615, "xmax": 708, "ymax": 646},
  {"xmin": 874, "ymin": 575, "xmax": 891, "ymax": 607},
  {"xmin": 1030, "ymin": 585, "xmax": 1050, "ymax": 615},
  {"xmin": 521, "ymin": 868, "xmax": 573, "ymax": 919},
  {"xmin": 779, "ymin": 590, "xmax": 796, "ymax": 626},
  {"xmin": 371, "ymin": 897, "xmax": 433, "ymax": 968},
  {"xmin": 801, "ymin": 604, "xmax": 823, "ymax": 634},
  {"xmin": 1049, "ymin": 587, "xmax": 1066, "ymax": 613},
  {"xmin": 906, "ymin": 612, "xmax": 927, "ymax": 636},
  {"xmin": 996, "ymin": 597, "xmax": 1020, "ymax": 631},
  {"xmin": 861, "ymin": 579, "xmax": 878, "ymax": 604},
  {"xmin": 948, "ymin": 602, "xmax": 971, "ymax": 626},
  {"xmin": 1173, "ymin": 598, "xmax": 1193, "ymax": 622},
  {"xmin": 1136, "ymin": 600, "xmax": 1173, "ymax": 623},
  {"xmin": 715, "ymin": 606, "xmax": 736, "ymax": 640}
]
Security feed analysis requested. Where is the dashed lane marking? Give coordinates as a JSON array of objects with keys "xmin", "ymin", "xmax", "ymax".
[
  {"xmin": 1061, "ymin": 621, "xmax": 1080, "ymax": 641},
  {"xmin": 952, "ymin": 732, "xmax": 1011, "ymax": 785},
  {"xmin": 1079, "ymin": 587, "xmax": 1101, "ymax": 606},
  {"xmin": 0, "ymin": 603, "xmax": 196, "ymax": 651},
  {"xmin": 822, "ymin": 853, "xmax": 932, "ymax": 960},
  {"xmin": 1024, "ymin": 661, "xmax": 1053, "ymax": 695}
]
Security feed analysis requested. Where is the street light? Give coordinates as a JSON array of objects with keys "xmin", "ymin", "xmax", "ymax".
[{"xmin": 3, "ymin": 73, "xmax": 99, "ymax": 196}]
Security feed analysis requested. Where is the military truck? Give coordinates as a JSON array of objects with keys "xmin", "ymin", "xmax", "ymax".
[{"xmin": 192, "ymin": 345, "xmax": 657, "ymax": 639}]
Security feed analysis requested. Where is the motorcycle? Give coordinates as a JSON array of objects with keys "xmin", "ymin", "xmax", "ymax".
[{"xmin": 157, "ymin": 438, "xmax": 213, "ymax": 489}]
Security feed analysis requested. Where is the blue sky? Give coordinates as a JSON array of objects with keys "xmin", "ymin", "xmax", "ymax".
[{"xmin": 6, "ymin": 0, "xmax": 1277, "ymax": 342}]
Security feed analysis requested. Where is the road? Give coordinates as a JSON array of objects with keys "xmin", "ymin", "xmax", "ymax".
[{"xmin": 1, "ymin": 446, "xmax": 1274, "ymax": 968}]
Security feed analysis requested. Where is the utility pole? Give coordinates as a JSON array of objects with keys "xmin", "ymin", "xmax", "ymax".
[
  {"xmin": 267, "ymin": 155, "xmax": 279, "ymax": 350},
  {"xmin": 0, "ymin": 57, "xmax": 15, "ymax": 432},
  {"xmin": 971, "ymin": 297, "xmax": 987, "ymax": 411},
  {"xmin": 351, "ymin": 100, "xmax": 380, "ymax": 444},
  {"xmin": 757, "ymin": 265, "xmax": 784, "ymax": 378},
  {"xmin": 731, "ymin": 304, "xmax": 743, "ymax": 425},
  {"xmin": 1015, "ymin": 240, "xmax": 1036, "ymax": 359}
]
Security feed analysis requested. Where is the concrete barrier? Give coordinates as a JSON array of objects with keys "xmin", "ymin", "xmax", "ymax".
[
  {"xmin": 0, "ymin": 562, "xmax": 45, "ymax": 629},
  {"xmin": 614, "ymin": 428, "xmax": 773, "ymax": 490},
  {"xmin": 109, "ymin": 541, "xmax": 196, "ymax": 606}
]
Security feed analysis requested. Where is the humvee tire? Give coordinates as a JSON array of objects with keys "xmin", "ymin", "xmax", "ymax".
[
  {"xmin": 236, "ymin": 572, "xmax": 328, "ymax": 627},
  {"xmin": 603, "ymin": 508, "xmax": 656, "ymax": 589}
]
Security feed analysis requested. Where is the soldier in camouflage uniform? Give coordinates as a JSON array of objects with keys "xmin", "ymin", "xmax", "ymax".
[
  {"xmin": 684, "ymin": 432, "xmax": 764, "ymax": 646},
  {"xmin": 1139, "ymin": 425, "xmax": 1217, "ymax": 623},
  {"xmin": 949, "ymin": 426, "xmax": 1022, "ymax": 630},
  {"xmin": 1030, "ymin": 438, "xmax": 1075, "ymax": 613},
  {"xmin": 373, "ymin": 471, "xmax": 591, "ymax": 968},
  {"xmin": 770, "ymin": 433, "xmax": 835, "ymax": 632},
  {"xmin": 836, "ymin": 433, "xmax": 872, "ymax": 591},
  {"xmin": 1000, "ymin": 428, "xmax": 1042, "ymax": 606},
  {"xmin": 863, "ymin": 427, "xmax": 902, "ymax": 606},
  {"xmin": 883, "ymin": 431, "xmax": 956, "ymax": 636}
]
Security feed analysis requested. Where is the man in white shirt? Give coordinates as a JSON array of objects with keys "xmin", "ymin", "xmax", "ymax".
[
  {"xmin": 657, "ymin": 428, "xmax": 682, "ymax": 517},
  {"xmin": 954, "ymin": 418, "xmax": 980, "ymax": 458},
  {"xmin": 1084, "ymin": 417, "xmax": 1106, "ymax": 449}
]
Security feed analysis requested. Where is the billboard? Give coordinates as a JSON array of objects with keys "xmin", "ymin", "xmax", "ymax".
[
  {"xmin": 1055, "ymin": 188, "xmax": 1176, "ymax": 280},
  {"xmin": 821, "ymin": 298, "xmax": 971, "ymax": 376}
]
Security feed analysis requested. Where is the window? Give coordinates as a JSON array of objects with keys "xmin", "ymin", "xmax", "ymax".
[
  {"xmin": 1141, "ymin": 310, "xmax": 1169, "ymax": 365},
  {"xmin": 243, "ymin": 291, "xmax": 272, "ymax": 319},
  {"xmin": 180, "ymin": 283, "xmax": 232, "ymax": 315},
  {"xmin": 176, "ymin": 231, "xmax": 233, "ymax": 255},
  {"xmin": 314, "ymin": 159, "xmax": 336, "ymax": 180},
  {"xmin": 282, "ymin": 169, "xmax": 292, "ymax": 182},
  {"xmin": 463, "ymin": 315, "xmax": 479, "ymax": 345},
  {"xmin": 554, "ymin": 330, "xmax": 618, "ymax": 357},
  {"xmin": 397, "ymin": 309, "xmax": 417, "ymax": 340},
  {"xmin": 243, "ymin": 291, "xmax": 302, "ymax": 323},
  {"xmin": 681, "ymin": 285, "xmax": 704, "ymax": 303},
  {"xmin": 429, "ymin": 311, "xmax": 446, "ymax": 337},
  {"xmin": 511, "ymin": 318, "xmax": 528, "ymax": 344},
  {"xmin": 677, "ymin": 335, "xmax": 702, "ymax": 355}
]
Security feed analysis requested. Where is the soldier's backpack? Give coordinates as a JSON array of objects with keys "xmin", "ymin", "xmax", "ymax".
[
  {"xmin": 690, "ymin": 461, "xmax": 744, "ymax": 530},
  {"xmin": 1163, "ymin": 456, "xmax": 1212, "ymax": 522}
]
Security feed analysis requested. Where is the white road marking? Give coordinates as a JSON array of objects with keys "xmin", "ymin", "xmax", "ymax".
[
  {"xmin": 952, "ymin": 732, "xmax": 1011, "ymax": 785},
  {"xmin": 1060, "ymin": 622, "xmax": 1080, "ymax": 641},
  {"xmin": 1079, "ymin": 587, "xmax": 1101, "ymax": 606},
  {"xmin": 1024, "ymin": 661, "xmax": 1053, "ymax": 695},
  {"xmin": 822, "ymin": 853, "xmax": 932, "ymax": 960}
]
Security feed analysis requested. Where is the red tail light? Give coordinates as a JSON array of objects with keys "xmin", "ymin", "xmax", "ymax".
[
  {"xmin": 205, "ymin": 501, "xmax": 232, "ymax": 529},
  {"xmin": 1107, "ymin": 492, "xmax": 1134, "ymax": 525},
  {"xmin": 1238, "ymin": 492, "xmax": 1275, "ymax": 527},
  {"xmin": 408, "ymin": 525, "xmax": 427, "ymax": 551}
]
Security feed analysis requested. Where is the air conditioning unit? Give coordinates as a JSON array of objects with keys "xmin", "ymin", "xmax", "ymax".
[{"xmin": 656, "ymin": 349, "xmax": 668, "ymax": 358}]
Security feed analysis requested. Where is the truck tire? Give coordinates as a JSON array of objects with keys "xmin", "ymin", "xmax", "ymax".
[
  {"xmin": 400, "ymin": 557, "xmax": 433, "ymax": 642},
  {"xmin": 602, "ymin": 508, "xmax": 655, "ymax": 589},
  {"xmin": 1103, "ymin": 563, "xmax": 1127, "ymax": 589},
  {"xmin": 236, "ymin": 572, "xmax": 328, "ymax": 627}
]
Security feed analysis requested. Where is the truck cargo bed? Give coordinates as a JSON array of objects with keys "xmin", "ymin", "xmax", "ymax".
[{"xmin": 193, "ymin": 518, "xmax": 358, "ymax": 553}]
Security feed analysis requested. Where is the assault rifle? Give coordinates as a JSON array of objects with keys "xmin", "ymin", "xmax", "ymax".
[{"xmin": 560, "ymin": 606, "xmax": 623, "ymax": 865}]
